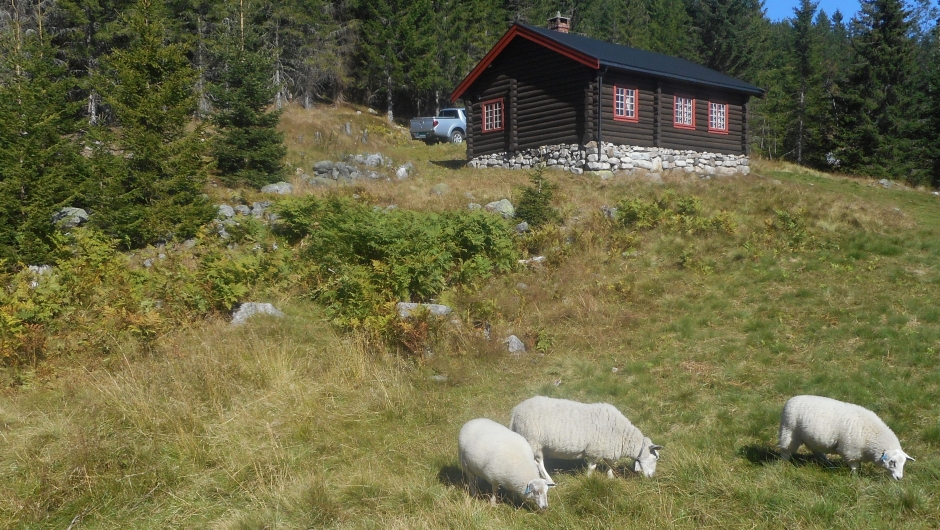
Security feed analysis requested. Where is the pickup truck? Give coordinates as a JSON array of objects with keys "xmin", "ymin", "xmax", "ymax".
[{"xmin": 410, "ymin": 108, "xmax": 467, "ymax": 144}]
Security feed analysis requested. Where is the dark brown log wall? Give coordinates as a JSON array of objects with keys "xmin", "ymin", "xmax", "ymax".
[
  {"xmin": 464, "ymin": 38, "xmax": 592, "ymax": 156},
  {"xmin": 599, "ymin": 72, "xmax": 657, "ymax": 148},
  {"xmin": 657, "ymin": 82, "xmax": 748, "ymax": 155}
]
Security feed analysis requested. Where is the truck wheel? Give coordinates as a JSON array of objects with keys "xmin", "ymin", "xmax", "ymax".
[{"xmin": 449, "ymin": 129, "xmax": 464, "ymax": 144}]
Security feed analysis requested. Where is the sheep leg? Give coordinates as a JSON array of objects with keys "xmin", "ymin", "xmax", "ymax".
[
  {"xmin": 489, "ymin": 481, "xmax": 499, "ymax": 506},
  {"xmin": 848, "ymin": 461, "xmax": 859, "ymax": 474},
  {"xmin": 779, "ymin": 431, "xmax": 800, "ymax": 462},
  {"xmin": 586, "ymin": 460, "xmax": 597, "ymax": 476},
  {"xmin": 534, "ymin": 453, "xmax": 555, "ymax": 484}
]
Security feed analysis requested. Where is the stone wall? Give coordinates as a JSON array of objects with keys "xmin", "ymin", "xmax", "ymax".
[{"xmin": 468, "ymin": 142, "xmax": 749, "ymax": 176}]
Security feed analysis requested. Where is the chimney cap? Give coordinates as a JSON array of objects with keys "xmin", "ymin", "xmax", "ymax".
[{"xmin": 548, "ymin": 11, "xmax": 570, "ymax": 32}]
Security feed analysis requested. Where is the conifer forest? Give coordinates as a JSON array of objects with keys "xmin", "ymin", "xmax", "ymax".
[{"xmin": 0, "ymin": 0, "xmax": 939, "ymax": 263}]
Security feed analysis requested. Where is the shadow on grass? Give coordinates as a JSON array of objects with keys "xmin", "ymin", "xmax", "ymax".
[
  {"xmin": 430, "ymin": 159, "xmax": 467, "ymax": 170},
  {"xmin": 437, "ymin": 464, "xmax": 464, "ymax": 487},
  {"xmin": 438, "ymin": 464, "xmax": 540, "ymax": 511},
  {"xmin": 739, "ymin": 444, "xmax": 844, "ymax": 470},
  {"xmin": 542, "ymin": 457, "xmax": 645, "ymax": 479}
]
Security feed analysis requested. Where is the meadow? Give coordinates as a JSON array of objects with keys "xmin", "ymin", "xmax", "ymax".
[{"xmin": 2, "ymin": 104, "xmax": 939, "ymax": 528}]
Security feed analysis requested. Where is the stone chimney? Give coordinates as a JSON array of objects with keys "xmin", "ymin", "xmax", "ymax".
[{"xmin": 547, "ymin": 11, "xmax": 570, "ymax": 33}]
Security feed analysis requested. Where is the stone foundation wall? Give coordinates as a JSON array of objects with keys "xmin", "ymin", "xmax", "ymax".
[{"xmin": 468, "ymin": 142, "xmax": 750, "ymax": 176}]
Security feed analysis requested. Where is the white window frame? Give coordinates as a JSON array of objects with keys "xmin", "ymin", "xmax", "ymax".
[
  {"xmin": 482, "ymin": 98, "xmax": 504, "ymax": 133},
  {"xmin": 614, "ymin": 86, "xmax": 638, "ymax": 122},
  {"xmin": 708, "ymin": 102, "xmax": 728, "ymax": 134},
  {"xmin": 674, "ymin": 96, "xmax": 695, "ymax": 129}
]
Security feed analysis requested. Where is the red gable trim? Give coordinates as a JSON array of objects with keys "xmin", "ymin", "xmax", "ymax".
[{"xmin": 450, "ymin": 24, "xmax": 600, "ymax": 102}]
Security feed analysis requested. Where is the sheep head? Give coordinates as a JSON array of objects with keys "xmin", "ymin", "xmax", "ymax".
[
  {"xmin": 523, "ymin": 478, "xmax": 554, "ymax": 510},
  {"xmin": 632, "ymin": 437, "xmax": 663, "ymax": 477},
  {"xmin": 879, "ymin": 449, "xmax": 915, "ymax": 480}
]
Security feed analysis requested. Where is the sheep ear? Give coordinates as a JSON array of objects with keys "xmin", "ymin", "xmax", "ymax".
[
  {"xmin": 548, "ymin": 482, "xmax": 556, "ymax": 488},
  {"xmin": 880, "ymin": 452, "xmax": 888, "ymax": 462},
  {"xmin": 650, "ymin": 444, "xmax": 664, "ymax": 451},
  {"xmin": 906, "ymin": 454, "xmax": 916, "ymax": 462},
  {"xmin": 524, "ymin": 484, "xmax": 532, "ymax": 495}
]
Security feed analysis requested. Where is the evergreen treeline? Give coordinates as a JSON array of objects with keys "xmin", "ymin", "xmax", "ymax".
[{"xmin": 0, "ymin": 0, "xmax": 938, "ymax": 263}]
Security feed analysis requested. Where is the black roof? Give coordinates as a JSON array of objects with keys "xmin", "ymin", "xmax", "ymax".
[{"xmin": 522, "ymin": 24, "xmax": 764, "ymax": 97}]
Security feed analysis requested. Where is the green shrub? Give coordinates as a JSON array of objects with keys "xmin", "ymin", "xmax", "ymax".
[
  {"xmin": 615, "ymin": 191, "xmax": 736, "ymax": 235},
  {"xmin": 274, "ymin": 196, "xmax": 519, "ymax": 327},
  {"xmin": 514, "ymin": 166, "xmax": 561, "ymax": 228}
]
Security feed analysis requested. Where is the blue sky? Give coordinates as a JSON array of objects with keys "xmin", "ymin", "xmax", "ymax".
[{"xmin": 764, "ymin": 0, "xmax": 860, "ymax": 22}]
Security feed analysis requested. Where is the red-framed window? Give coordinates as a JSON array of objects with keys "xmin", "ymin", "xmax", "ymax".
[
  {"xmin": 708, "ymin": 102, "xmax": 728, "ymax": 133},
  {"xmin": 482, "ymin": 98, "xmax": 504, "ymax": 133},
  {"xmin": 674, "ymin": 96, "xmax": 695, "ymax": 130},
  {"xmin": 613, "ymin": 86, "xmax": 638, "ymax": 122}
]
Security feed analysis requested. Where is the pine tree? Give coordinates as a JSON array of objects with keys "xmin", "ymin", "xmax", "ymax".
[
  {"xmin": 687, "ymin": 0, "xmax": 768, "ymax": 79},
  {"xmin": 927, "ymin": 14, "xmax": 940, "ymax": 187},
  {"xmin": 647, "ymin": 0, "xmax": 697, "ymax": 59},
  {"xmin": 0, "ymin": 25, "xmax": 86, "ymax": 265},
  {"xmin": 834, "ymin": 0, "xmax": 920, "ymax": 179},
  {"xmin": 787, "ymin": 0, "xmax": 821, "ymax": 164},
  {"xmin": 88, "ymin": 0, "xmax": 213, "ymax": 247},
  {"xmin": 208, "ymin": 3, "xmax": 287, "ymax": 189}
]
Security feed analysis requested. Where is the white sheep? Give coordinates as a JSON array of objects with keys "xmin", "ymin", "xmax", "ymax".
[
  {"xmin": 458, "ymin": 418, "xmax": 554, "ymax": 510},
  {"xmin": 778, "ymin": 395, "xmax": 915, "ymax": 480},
  {"xmin": 509, "ymin": 396, "xmax": 663, "ymax": 482}
]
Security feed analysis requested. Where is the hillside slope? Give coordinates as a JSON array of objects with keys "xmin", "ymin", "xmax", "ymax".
[{"xmin": 2, "ymin": 104, "xmax": 940, "ymax": 528}]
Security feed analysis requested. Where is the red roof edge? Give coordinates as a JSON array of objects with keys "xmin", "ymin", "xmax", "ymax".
[{"xmin": 450, "ymin": 24, "xmax": 600, "ymax": 103}]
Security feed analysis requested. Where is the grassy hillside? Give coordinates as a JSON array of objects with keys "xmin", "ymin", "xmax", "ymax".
[{"xmin": 2, "ymin": 104, "xmax": 940, "ymax": 528}]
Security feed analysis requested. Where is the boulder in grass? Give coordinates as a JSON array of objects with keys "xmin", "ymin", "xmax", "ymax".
[
  {"xmin": 231, "ymin": 302, "xmax": 285, "ymax": 326},
  {"xmin": 485, "ymin": 199, "xmax": 515, "ymax": 219},
  {"xmin": 504, "ymin": 335, "xmax": 526, "ymax": 356},
  {"xmin": 396, "ymin": 302, "xmax": 453, "ymax": 319}
]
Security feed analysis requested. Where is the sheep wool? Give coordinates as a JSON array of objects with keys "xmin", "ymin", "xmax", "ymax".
[
  {"xmin": 778, "ymin": 395, "xmax": 915, "ymax": 480},
  {"xmin": 458, "ymin": 418, "xmax": 553, "ymax": 510},
  {"xmin": 509, "ymin": 396, "xmax": 662, "ymax": 482}
]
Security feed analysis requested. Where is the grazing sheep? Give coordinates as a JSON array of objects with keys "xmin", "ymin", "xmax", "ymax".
[
  {"xmin": 509, "ymin": 396, "xmax": 663, "ymax": 482},
  {"xmin": 458, "ymin": 418, "xmax": 554, "ymax": 510},
  {"xmin": 778, "ymin": 395, "xmax": 915, "ymax": 480}
]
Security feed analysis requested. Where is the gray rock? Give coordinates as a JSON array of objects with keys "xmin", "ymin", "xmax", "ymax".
[
  {"xmin": 310, "ymin": 177, "xmax": 336, "ymax": 187},
  {"xmin": 314, "ymin": 160, "xmax": 334, "ymax": 172},
  {"xmin": 468, "ymin": 203, "xmax": 482, "ymax": 210},
  {"xmin": 396, "ymin": 163, "xmax": 413, "ymax": 180},
  {"xmin": 364, "ymin": 154, "xmax": 385, "ymax": 167},
  {"xmin": 515, "ymin": 221, "xmax": 529, "ymax": 233},
  {"xmin": 51, "ymin": 207, "xmax": 89, "ymax": 229},
  {"xmin": 601, "ymin": 206, "xmax": 618, "ymax": 220},
  {"xmin": 430, "ymin": 374, "xmax": 448, "ymax": 382},
  {"xmin": 485, "ymin": 199, "xmax": 515, "ymax": 218},
  {"xmin": 217, "ymin": 204, "xmax": 236, "ymax": 219},
  {"xmin": 27, "ymin": 265, "xmax": 53, "ymax": 288},
  {"xmin": 231, "ymin": 302, "xmax": 285, "ymax": 326},
  {"xmin": 251, "ymin": 201, "xmax": 271, "ymax": 217},
  {"xmin": 261, "ymin": 182, "xmax": 293, "ymax": 195},
  {"xmin": 504, "ymin": 335, "xmax": 526, "ymax": 356},
  {"xmin": 234, "ymin": 205, "xmax": 252, "ymax": 216},
  {"xmin": 396, "ymin": 302, "xmax": 453, "ymax": 319},
  {"xmin": 431, "ymin": 183, "xmax": 450, "ymax": 196},
  {"xmin": 878, "ymin": 179, "xmax": 892, "ymax": 189}
]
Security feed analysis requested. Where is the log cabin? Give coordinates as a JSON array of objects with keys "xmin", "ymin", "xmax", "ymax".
[{"xmin": 450, "ymin": 15, "xmax": 764, "ymax": 174}]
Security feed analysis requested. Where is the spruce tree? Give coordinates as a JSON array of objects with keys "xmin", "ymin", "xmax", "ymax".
[
  {"xmin": 928, "ymin": 15, "xmax": 940, "ymax": 187},
  {"xmin": 687, "ymin": 0, "xmax": 768, "ymax": 79},
  {"xmin": 208, "ymin": 8, "xmax": 286, "ymax": 189},
  {"xmin": 88, "ymin": 0, "xmax": 213, "ymax": 247},
  {"xmin": 0, "ymin": 34, "xmax": 86, "ymax": 265},
  {"xmin": 835, "ymin": 0, "xmax": 920, "ymax": 179}
]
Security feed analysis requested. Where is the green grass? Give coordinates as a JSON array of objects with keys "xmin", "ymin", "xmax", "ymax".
[{"xmin": 3, "ymin": 105, "xmax": 940, "ymax": 528}]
